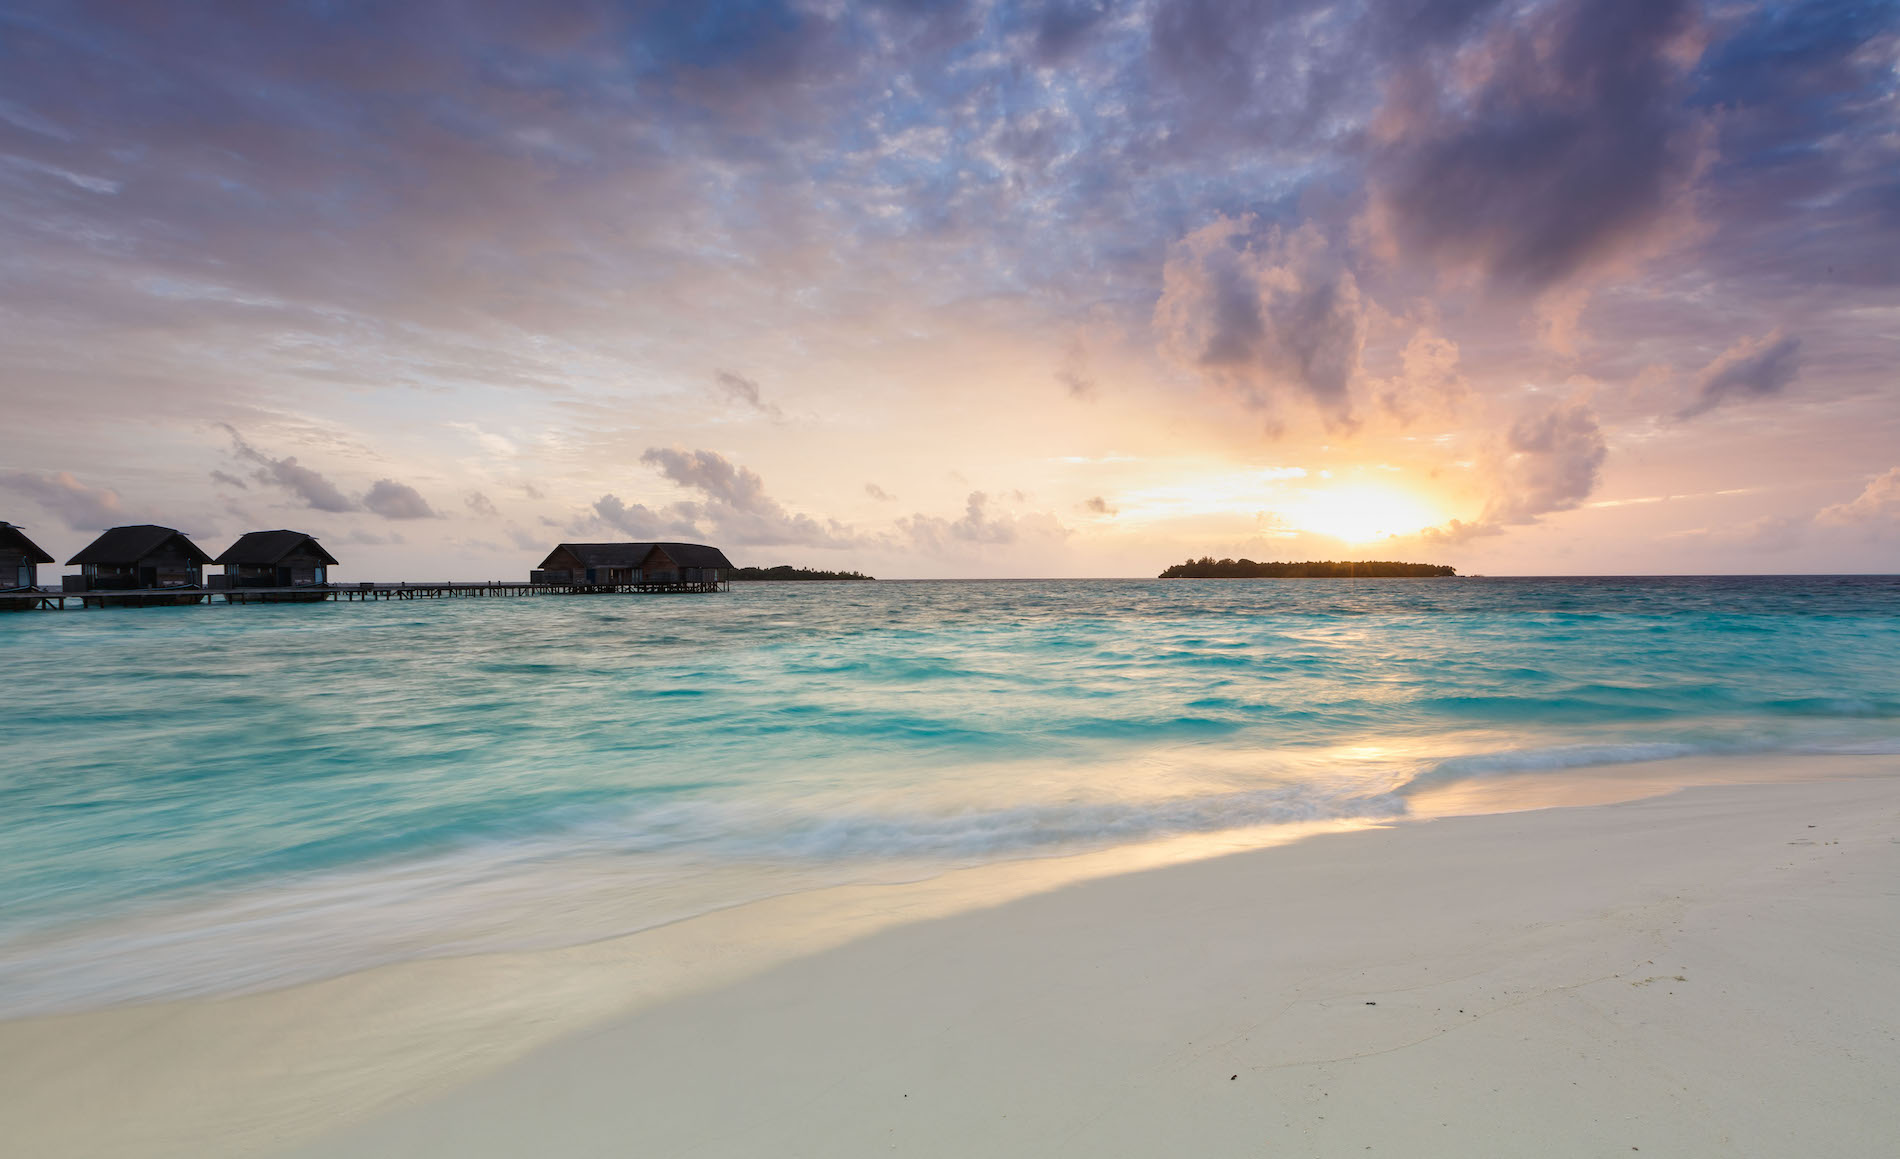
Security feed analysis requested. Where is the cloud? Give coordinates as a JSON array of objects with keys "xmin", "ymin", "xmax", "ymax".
[
  {"xmin": 225, "ymin": 427, "xmax": 357, "ymax": 513},
  {"xmin": 712, "ymin": 370, "xmax": 784, "ymax": 420},
  {"xmin": 464, "ymin": 491, "xmax": 501, "ymax": 518},
  {"xmin": 1030, "ymin": 0, "xmax": 1111, "ymax": 64},
  {"xmin": 0, "ymin": 470, "xmax": 128, "ymax": 530},
  {"xmin": 209, "ymin": 470, "xmax": 249, "ymax": 490},
  {"xmin": 590, "ymin": 494, "xmax": 693, "ymax": 539},
  {"xmin": 224, "ymin": 427, "xmax": 437, "ymax": 520},
  {"xmin": 1663, "ymin": 512, "xmax": 1809, "ymax": 553},
  {"xmin": 362, "ymin": 479, "xmax": 440, "ymax": 520},
  {"xmin": 340, "ymin": 528, "xmax": 407, "ymax": 546},
  {"xmin": 1817, "ymin": 467, "xmax": 1900, "ymax": 529},
  {"xmin": 1081, "ymin": 496, "xmax": 1118, "ymax": 516},
  {"xmin": 1056, "ymin": 369, "xmax": 1095, "ymax": 399},
  {"xmin": 1144, "ymin": 0, "xmax": 1404, "ymax": 156},
  {"xmin": 1483, "ymin": 401, "xmax": 1608, "ymax": 526},
  {"xmin": 642, "ymin": 447, "xmax": 773, "ymax": 510},
  {"xmin": 1373, "ymin": 328, "xmax": 1470, "ymax": 423},
  {"xmin": 1669, "ymin": 466, "xmax": 1900, "ymax": 552},
  {"xmin": 638, "ymin": 447, "xmax": 863, "ymax": 548},
  {"xmin": 1690, "ymin": 1, "xmax": 1900, "ymax": 290},
  {"xmin": 1367, "ymin": 0, "xmax": 1704, "ymax": 293},
  {"xmin": 449, "ymin": 422, "xmax": 518, "ymax": 458},
  {"xmin": 1678, "ymin": 332, "xmax": 1802, "ymax": 419},
  {"xmin": 1155, "ymin": 219, "xmax": 1364, "ymax": 425},
  {"xmin": 865, "ymin": 483, "xmax": 895, "ymax": 501},
  {"xmin": 900, "ymin": 491, "xmax": 1068, "ymax": 554},
  {"xmin": 1427, "ymin": 400, "xmax": 1607, "ymax": 542}
]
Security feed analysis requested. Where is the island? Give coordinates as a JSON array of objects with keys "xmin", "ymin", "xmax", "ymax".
[
  {"xmin": 1159, "ymin": 557, "xmax": 1456, "ymax": 578},
  {"xmin": 730, "ymin": 565, "xmax": 876, "ymax": 581}
]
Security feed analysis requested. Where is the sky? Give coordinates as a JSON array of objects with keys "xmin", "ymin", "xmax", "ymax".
[{"xmin": 0, "ymin": 0, "xmax": 1896, "ymax": 579}]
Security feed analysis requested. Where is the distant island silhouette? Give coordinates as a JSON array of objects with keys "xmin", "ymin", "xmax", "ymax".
[
  {"xmin": 731, "ymin": 565, "xmax": 875, "ymax": 581},
  {"xmin": 1160, "ymin": 558, "xmax": 1456, "ymax": 578}
]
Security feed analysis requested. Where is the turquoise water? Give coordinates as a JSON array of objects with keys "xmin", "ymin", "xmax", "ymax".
[{"xmin": 3, "ymin": 576, "xmax": 1898, "ymax": 1014}]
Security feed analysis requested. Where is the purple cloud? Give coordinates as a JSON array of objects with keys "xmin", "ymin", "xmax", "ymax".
[
  {"xmin": 1156, "ymin": 220, "xmax": 1364, "ymax": 425},
  {"xmin": 0, "ymin": 470, "xmax": 129, "ymax": 531},
  {"xmin": 1679, "ymin": 333, "xmax": 1802, "ymax": 419},
  {"xmin": 225, "ymin": 428, "xmax": 357, "ymax": 513},
  {"xmin": 1368, "ymin": 0, "xmax": 1703, "ymax": 292},
  {"xmin": 711, "ymin": 370, "xmax": 784, "ymax": 420},
  {"xmin": 900, "ymin": 492, "xmax": 1068, "ymax": 555},
  {"xmin": 362, "ymin": 479, "xmax": 440, "ymax": 521},
  {"xmin": 638, "ymin": 447, "xmax": 864, "ymax": 548}
]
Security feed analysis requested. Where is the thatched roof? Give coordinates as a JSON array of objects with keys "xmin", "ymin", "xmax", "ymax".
[
  {"xmin": 67, "ymin": 525, "xmax": 211, "ymax": 566},
  {"xmin": 644, "ymin": 542, "xmax": 734, "ymax": 569},
  {"xmin": 214, "ymin": 530, "xmax": 339, "ymax": 566},
  {"xmin": 539, "ymin": 542, "xmax": 734, "ymax": 570},
  {"xmin": 542, "ymin": 542, "xmax": 650, "ymax": 570},
  {"xmin": 0, "ymin": 522, "xmax": 54, "ymax": 564}
]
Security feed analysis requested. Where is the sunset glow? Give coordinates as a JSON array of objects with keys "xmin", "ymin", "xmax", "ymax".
[
  {"xmin": 1279, "ymin": 484, "xmax": 1447, "ymax": 544},
  {"xmin": 0, "ymin": 2, "xmax": 1893, "ymax": 577}
]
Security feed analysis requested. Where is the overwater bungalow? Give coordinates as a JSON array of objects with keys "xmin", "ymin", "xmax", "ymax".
[
  {"xmin": 66, "ymin": 525, "xmax": 212, "ymax": 600},
  {"xmin": 215, "ymin": 530, "xmax": 338, "ymax": 588},
  {"xmin": 532, "ymin": 542, "xmax": 733, "ymax": 590},
  {"xmin": 1, "ymin": 521, "xmax": 53, "ymax": 591}
]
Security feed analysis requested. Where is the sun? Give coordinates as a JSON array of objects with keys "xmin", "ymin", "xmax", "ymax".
[{"xmin": 1278, "ymin": 482, "xmax": 1442, "ymax": 543}]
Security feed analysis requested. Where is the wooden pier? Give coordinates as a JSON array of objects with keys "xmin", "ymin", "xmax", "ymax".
[{"xmin": 1, "ymin": 578, "xmax": 729, "ymax": 611}]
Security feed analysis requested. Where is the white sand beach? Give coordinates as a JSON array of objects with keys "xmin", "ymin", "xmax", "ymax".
[{"xmin": 5, "ymin": 755, "xmax": 1898, "ymax": 1158}]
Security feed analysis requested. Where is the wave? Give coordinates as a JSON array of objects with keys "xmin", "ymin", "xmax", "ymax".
[
  {"xmin": 1399, "ymin": 740, "xmax": 1751, "ymax": 789},
  {"xmin": 726, "ymin": 785, "xmax": 1404, "ymax": 861},
  {"xmin": 5, "ymin": 724, "xmax": 1898, "ymax": 1018},
  {"xmin": 1397, "ymin": 730, "xmax": 1900, "ymax": 792},
  {"xmin": 0, "ymin": 781, "xmax": 1407, "ymax": 1017},
  {"xmin": 1761, "ymin": 696, "xmax": 1900, "ymax": 718}
]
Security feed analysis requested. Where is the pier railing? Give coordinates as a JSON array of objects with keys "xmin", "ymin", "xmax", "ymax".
[{"xmin": 0, "ymin": 578, "xmax": 729, "ymax": 611}]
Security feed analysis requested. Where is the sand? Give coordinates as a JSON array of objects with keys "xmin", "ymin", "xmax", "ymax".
[{"xmin": 5, "ymin": 755, "xmax": 1899, "ymax": 1157}]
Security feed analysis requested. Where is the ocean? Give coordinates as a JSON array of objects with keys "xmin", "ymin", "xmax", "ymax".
[{"xmin": 3, "ymin": 575, "xmax": 1897, "ymax": 1016}]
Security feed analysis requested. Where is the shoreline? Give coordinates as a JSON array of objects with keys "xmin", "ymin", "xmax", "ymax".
[
  {"xmin": 3, "ymin": 753, "xmax": 1897, "ymax": 1157},
  {"xmin": 3, "ymin": 738, "xmax": 1873, "ymax": 1021}
]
